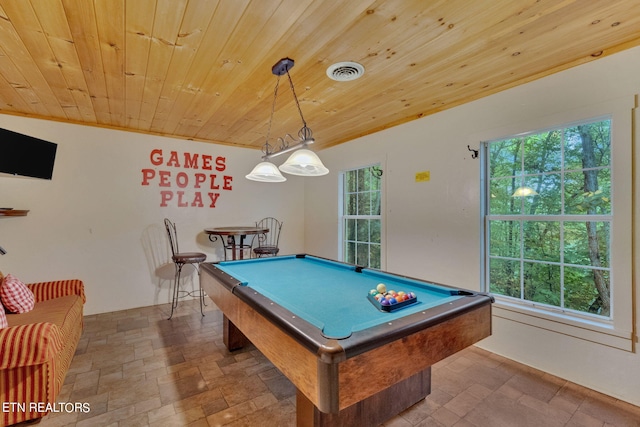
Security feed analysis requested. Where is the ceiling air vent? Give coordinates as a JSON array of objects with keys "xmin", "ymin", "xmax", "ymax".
[{"xmin": 326, "ymin": 62, "xmax": 365, "ymax": 81}]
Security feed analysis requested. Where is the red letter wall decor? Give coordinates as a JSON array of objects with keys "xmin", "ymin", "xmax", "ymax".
[{"xmin": 141, "ymin": 148, "xmax": 233, "ymax": 208}]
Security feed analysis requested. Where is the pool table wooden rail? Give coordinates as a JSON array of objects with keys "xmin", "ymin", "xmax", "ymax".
[
  {"xmin": 201, "ymin": 260, "xmax": 492, "ymax": 360},
  {"xmin": 201, "ymin": 260, "xmax": 493, "ymax": 425}
]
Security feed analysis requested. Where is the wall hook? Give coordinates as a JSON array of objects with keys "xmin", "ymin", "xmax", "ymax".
[{"xmin": 467, "ymin": 145, "xmax": 478, "ymax": 159}]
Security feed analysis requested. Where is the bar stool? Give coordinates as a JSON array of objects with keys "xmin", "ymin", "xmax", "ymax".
[
  {"xmin": 253, "ymin": 217, "xmax": 283, "ymax": 257},
  {"xmin": 164, "ymin": 218, "xmax": 207, "ymax": 319}
]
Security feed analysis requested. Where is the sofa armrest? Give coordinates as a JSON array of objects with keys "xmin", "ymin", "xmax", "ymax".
[
  {"xmin": 0, "ymin": 322, "xmax": 63, "ymax": 369},
  {"xmin": 27, "ymin": 279, "xmax": 85, "ymax": 304}
]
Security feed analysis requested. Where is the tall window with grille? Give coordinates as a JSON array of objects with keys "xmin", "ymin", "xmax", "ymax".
[
  {"xmin": 341, "ymin": 165, "xmax": 382, "ymax": 269},
  {"xmin": 483, "ymin": 118, "xmax": 612, "ymax": 319}
]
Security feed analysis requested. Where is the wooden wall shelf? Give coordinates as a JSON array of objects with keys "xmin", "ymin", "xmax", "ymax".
[{"xmin": 0, "ymin": 209, "xmax": 29, "ymax": 217}]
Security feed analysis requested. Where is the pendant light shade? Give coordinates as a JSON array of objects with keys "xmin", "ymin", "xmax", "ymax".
[
  {"xmin": 245, "ymin": 161, "xmax": 286, "ymax": 182},
  {"xmin": 278, "ymin": 149, "xmax": 329, "ymax": 176}
]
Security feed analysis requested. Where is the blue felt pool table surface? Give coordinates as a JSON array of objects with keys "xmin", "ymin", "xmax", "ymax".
[{"xmin": 214, "ymin": 254, "xmax": 467, "ymax": 339}]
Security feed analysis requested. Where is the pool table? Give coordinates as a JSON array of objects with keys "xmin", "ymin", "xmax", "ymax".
[{"xmin": 200, "ymin": 254, "xmax": 493, "ymax": 426}]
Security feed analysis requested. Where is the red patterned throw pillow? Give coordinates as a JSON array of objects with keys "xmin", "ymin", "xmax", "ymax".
[
  {"xmin": 0, "ymin": 274, "xmax": 35, "ymax": 313},
  {"xmin": 0, "ymin": 304, "xmax": 7, "ymax": 328}
]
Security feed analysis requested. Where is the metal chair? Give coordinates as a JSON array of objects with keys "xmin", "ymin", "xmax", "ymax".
[
  {"xmin": 252, "ymin": 217, "xmax": 283, "ymax": 258},
  {"xmin": 164, "ymin": 218, "xmax": 207, "ymax": 319}
]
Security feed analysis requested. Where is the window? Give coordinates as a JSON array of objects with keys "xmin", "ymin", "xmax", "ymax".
[
  {"xmin": 340, "ymin": 165, "xmax": 382, "ymax": 268},
  {"xmin": 483, "ymin": 118, "xmax": 612, "ymax": 319}
]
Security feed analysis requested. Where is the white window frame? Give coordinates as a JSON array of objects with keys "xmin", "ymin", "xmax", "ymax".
[
  {"xmin": 480, "ymin": 112, "xmax": 633, "ymax": 351},
  {"xmin": 338, "ymin": 163, "xmax": 384, "ymax": 269}
]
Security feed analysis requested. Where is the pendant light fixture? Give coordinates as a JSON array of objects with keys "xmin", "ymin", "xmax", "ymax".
[{"xmin": 246, "ymin": 58, "xmax": 329, "ymax": 182}]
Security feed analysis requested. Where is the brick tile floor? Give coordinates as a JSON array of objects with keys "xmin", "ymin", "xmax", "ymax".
[{"xmin": 18, "ymin": 300, "xmax": 640, "ymax": 427}]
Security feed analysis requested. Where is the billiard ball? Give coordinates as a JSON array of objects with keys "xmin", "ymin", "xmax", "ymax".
[
  {"xmin": 376, "ymin": 283, "xmax": 387, "ymax": 294},
  {"xmin": 380, "ymin": 298, "xmax": 390, "ymax": 305}
]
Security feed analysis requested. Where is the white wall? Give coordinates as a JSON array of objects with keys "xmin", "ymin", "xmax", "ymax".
[
  {"xmin": 304, "ymin": 46, "xmax": 640, "ymax": 406},
  {"xmin": 0, "ymin": 117, "xmax": 305, "ymax": 315}
]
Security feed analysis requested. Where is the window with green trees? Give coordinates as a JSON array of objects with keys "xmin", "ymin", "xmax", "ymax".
[
  {"xmin": 341, "ymin": 165, "xmax": 382, "ymax": 269},
  {"xmin": 484, "ymin": 118, "xmax": 611, "ymax": 318}
]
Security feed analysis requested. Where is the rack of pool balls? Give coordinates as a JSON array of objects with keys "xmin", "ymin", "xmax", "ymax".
[{"xmin": 367, "ymin": 283, "xmax": 417, "ymax": 312}]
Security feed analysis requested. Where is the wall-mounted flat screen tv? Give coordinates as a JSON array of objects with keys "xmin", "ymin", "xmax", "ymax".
[{"xmin": 0, "ymin": 128, "xmax": 57, "ymax": 180}]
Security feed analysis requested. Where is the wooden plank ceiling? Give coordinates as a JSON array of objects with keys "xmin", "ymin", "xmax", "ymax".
[{"xmin": 0, "ymin": 0, "xmax": 638, "ymax": 152}]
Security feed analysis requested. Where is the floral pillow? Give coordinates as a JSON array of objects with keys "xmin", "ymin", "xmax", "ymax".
[{"xmin": 0, "ymin": 274, "xmax": 35, "ymax": 313}]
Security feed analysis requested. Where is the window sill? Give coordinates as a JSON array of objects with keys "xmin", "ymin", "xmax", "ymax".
[{"xmin": 492, "ymin": 297, "xmax": 633, "ymax": 352}]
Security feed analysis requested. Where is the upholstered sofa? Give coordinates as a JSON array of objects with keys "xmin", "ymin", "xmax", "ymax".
[{"xmin": 0, "ymin": 278, "xmax": 85, "ymax": 426}]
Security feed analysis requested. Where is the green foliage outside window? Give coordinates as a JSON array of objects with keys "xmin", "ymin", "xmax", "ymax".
[
  {"xmin": 343, "ymin": 165, "xmax": 382, "ymax": 269},
  {"xmin": 486, "ymin": 119, "xmax": 611, "ymax": 317}
]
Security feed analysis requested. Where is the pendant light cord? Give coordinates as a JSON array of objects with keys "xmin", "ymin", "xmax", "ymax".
[
  {"xmin": 263, "ymin": 75, "xmax": 282, "ymax": 155},
  {"xmin": 286, "ymin": 70, "xmax": 313, "ymax": 141}
]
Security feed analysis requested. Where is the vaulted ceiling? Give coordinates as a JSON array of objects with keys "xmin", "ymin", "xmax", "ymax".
[{"xmin": 0, "ymin": 0, "xmax": 639, "ymax": 152}]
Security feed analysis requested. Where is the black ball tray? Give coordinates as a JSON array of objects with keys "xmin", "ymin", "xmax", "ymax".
[{"xmin": 367, "ymin": 293, "xmax": 418, "ymax": 312}]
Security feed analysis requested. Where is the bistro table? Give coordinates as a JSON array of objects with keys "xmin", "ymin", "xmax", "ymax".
[{"xmin": 204, "ymin": 226, "xmax": 269, "ymax": 260}]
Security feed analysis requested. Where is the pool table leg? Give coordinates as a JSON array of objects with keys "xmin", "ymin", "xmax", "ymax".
[
  {"xmin": 296, "ymin": 367, "xmax": 431, "ymax": 427},
  {"xmin": 223, "ymin": 315, "xmax": 250, "ymax": 351}
]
